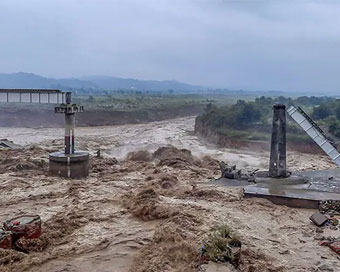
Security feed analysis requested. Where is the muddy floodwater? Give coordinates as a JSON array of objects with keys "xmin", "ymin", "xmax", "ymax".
[
  {"xmin": 0, "ymin": 116, "xmax": 334, "ymax": 171},
  {"xmin": 0, "ymin": 116, "xmax": 339, "ymax": 272}
]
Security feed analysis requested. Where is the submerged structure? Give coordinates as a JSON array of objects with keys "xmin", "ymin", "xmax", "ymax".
[{"xmin": 0, "ymin": 89, "xmax": 89, "ymax": 178}]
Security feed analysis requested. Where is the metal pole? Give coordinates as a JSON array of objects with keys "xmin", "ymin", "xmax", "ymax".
[
  {"xmin": 66, "ymin": 92, "xmax": 72, "ymax": 104},
  {"xmin": 269, "ymin": 104, "xmax": 287, "ymax": 178}
]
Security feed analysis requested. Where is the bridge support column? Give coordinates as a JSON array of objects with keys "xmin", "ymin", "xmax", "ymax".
[
  {"xmin": 65, "ymin": 113, "xmax": 75, "ymax": 155},
  {"xmin": 49, "ymin": 91, "xmax": 89, "ymax": 178},
  {"xmin": 269, "ymin": 104, "xmax": 288, "ymax": 178}
]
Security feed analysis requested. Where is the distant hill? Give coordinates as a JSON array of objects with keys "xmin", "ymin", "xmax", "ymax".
[
  {"xmin": 81, "ymin": 75, "xmax": 204, "ymax": 91},
  {"xmin": 0, "ymin": 72, "xmax": 96, "ymax": 89},
  {"xmin": 0, "ymin": 72, "xmax": 204, "ymax": 92}
]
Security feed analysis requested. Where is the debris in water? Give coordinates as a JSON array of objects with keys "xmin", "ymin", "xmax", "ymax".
[
  {"xmin": 202, "ymin": 224, "xmax": 241, "ymax": 267},
  {"xmin": 329, "ymin": 241, "xmax": 340, "ymax": 255},
  {"xmin": 310, "ymin": 212, "xmax": 328, "ymax": 227},
  {"xmin": 0, "ymin": 230, "xmax": 12, "ymax": 249},
  {"xmin": 0, "ymin": 139, "xmax": 22, "ymax": 150},
  {"xmin": 319, "ymin": 200, "xmax": 340, "ymax": 215},
  {"xmin": 3, "ymin": 215, "xmax": 42, "ymax": 241},
  {"xmin": 219, "ymin": 161, "xmax": 257, "ymax": 182}
]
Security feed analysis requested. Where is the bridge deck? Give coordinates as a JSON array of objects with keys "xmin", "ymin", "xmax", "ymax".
[{"xmin": 0, "ymin": 89, "xmax": 65, "ymax": 104}]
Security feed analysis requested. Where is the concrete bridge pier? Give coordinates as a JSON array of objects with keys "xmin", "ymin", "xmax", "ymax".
[{"xmin": 269, "ymin": 104, "xmax": 288, "ymax": 178}]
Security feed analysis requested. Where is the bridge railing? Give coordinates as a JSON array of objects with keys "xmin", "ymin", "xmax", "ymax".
[{"xmin": 0, "ymin": 89, "xmax": 66, "ymax": 104}]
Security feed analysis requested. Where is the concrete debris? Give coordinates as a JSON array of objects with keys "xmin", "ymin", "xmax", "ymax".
[
  {"xmin": 319, "ymin": 200, "xmax": 340, "ymax": 215},
  {"xmin": 0, "ymin": 215, "xmax": 42, "ymax": 251},
  {"xmin": 0, "ymin": 139, "xmax": 22, "ymax": 150},
  {"xmin": 3, "ymin": 215, "xmax": 41, "ymax": 242},
  {"xmin": 219, "ymin": 161, "xmax": 256, "ymax": 182},
  {"xmin": 310, "ymin": 212, "xmax": 328, "ymax": 226},
  {"xmin": 220, "ymin": 162, "xmax": 241, "ymax": 179}
]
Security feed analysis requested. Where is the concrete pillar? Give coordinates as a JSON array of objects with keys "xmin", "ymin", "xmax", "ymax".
[
  {"xmin": 65, "ymin": 113, "xmax": 75, "ymax": 155},
  {"xmin": 269, "ymin": 104, "xmax": 287, "ymax": 178}
]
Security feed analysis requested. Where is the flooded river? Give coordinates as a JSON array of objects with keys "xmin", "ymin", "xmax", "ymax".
[{"xmin": 0, "ymin": 116, "xmax": 268, "ymax": 169}]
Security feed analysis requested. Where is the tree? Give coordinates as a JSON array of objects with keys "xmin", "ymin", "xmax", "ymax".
[{"xmin": 312, "ymin": 104, "xmax": 331, "ymax": 120}]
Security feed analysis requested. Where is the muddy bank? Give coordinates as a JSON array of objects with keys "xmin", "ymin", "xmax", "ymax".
[
  {"xmin": 0, "ymin": 104, "xmax": 205, "ymax": 128},
  {"xmin": 194, "ymin": 117, "xmax": 323, "ymax": 154}
]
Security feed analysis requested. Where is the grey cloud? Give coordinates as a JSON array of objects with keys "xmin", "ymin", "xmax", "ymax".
[{"xmin": 1, "ymin": 0, "xmax": 340, "ymax": 93}]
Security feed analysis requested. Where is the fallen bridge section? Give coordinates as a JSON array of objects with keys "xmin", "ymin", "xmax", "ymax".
[{"xmin": 287, "ymin": 105, "xmax": 340, "ymax": 166}]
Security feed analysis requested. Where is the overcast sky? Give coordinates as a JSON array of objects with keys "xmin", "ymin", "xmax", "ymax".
[{"xmin": 1, "ymin": 0, "xmax": 340, "ymax": 93}]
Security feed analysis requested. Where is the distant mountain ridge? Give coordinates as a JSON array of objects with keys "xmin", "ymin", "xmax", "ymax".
[{"xmin": 0, "ymin": 72, "xmax": 204, "ymax": 92}]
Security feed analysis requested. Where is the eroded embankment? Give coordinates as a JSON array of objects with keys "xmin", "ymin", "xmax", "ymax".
[
  {"xmin": 194, "ymin": 117, "xmax": 324, "ymax": 154},
  {"xmin": 0, "ymin": 146, "xmax": 339, "ymax": 272},
  {"xmin": 0, "ymin": 104, "xmax": 205, "ymax": 128}
]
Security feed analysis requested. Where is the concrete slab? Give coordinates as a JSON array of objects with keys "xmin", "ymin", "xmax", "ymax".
[
  {"xmin": 0, "ymin": 139, "xmax": 22, "ymax": 149},
  {"xmin": 214, "ymin": 169, "xmax": 340, "ymax": 209},
  {"xmin": 244, "ymin": 186, "xmax": 340, "ymax": 209},
  {"xmin": 295, "ymin": 169, "xmax": 340, "ymax": 193}
]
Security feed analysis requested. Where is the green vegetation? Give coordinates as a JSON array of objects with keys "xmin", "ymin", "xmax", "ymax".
[
  {"xmin": 0, "ymin": 93, "xmax": 247, "ymax": 112},
  {"xmin": 311, "ymin": 100, "xmax": 340, "ymax": 138},
  {"xmin": 197, "ymin": 96, "xmax": 336, "ymax": 142},
  {"xmin": 72, "ymin": 93, "xmax": 256, "ymax": 111}
]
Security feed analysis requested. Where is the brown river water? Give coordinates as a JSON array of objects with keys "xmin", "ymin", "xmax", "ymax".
[{"xmin": 0, "ymin": 116, "xmax": 339, "ymax": 272}]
